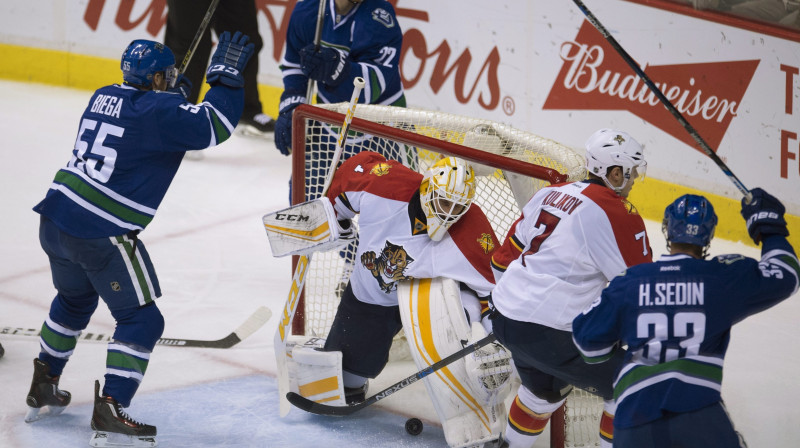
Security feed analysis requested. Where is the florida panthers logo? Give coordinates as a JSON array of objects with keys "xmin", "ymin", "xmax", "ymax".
[{"xmin": 361, "ymin": 241, "xmax": 414, "ymax": 293}]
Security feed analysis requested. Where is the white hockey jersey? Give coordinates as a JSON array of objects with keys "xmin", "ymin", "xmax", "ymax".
[
  {"xmin": 490, "ymin": 180, "xmax": 652, "ymax": 331},
  {"xmin": 327, "ymin": 151, "xmax": 498, "ymax": 307}
]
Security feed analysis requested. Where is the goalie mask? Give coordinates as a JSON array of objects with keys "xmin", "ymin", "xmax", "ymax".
[
  {"xmin": 585, "ymin": 128, "xmax": 647, "ymax": 194},
  {"xmin": 662, "ymin": 194, "xmax": 718, "ymax": 258},
  {"xmin": 420, "ymin": 157, "xmax": 476, "ymax": 241},
  {"xmin": 121, "ymin": 40, "xmax": 177, "ymax": 89}
]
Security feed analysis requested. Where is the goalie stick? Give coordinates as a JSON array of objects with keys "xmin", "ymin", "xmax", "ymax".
[
  {"xmin": 570, "ymin": 0, "xmax": 752, "ymax": 202},
  {"xmin": 286, "ymin": 333, "xmax": 497, "ymax": 416},
  {"xmin": 1, "ymin": 306, "xmax": 271, "ymax": 349},
  {"xmin": 274, "ymin": 77, "xmax": 367, "ymax": 417}
]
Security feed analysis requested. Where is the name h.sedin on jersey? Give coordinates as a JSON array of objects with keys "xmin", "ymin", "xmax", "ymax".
[{"xmin": 639, "ymin": 278, "xmax": 704, "ymax": 307}]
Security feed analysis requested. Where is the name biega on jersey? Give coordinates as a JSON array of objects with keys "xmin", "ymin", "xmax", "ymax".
[
  {"xmin": 638, "ymin": 280, "xmax": 704, "ymax": 307},
  {"xmin": 91, "ymin": 94, "xmax": 123, "ymax": 118}
]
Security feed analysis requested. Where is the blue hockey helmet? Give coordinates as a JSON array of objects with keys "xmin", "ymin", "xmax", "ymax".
[
  {"xmin": 662, "ymin": 194, "xmax": 718, "ymax": 256},
  {"xmin": 121, "ymin": 40, "xmax": 176, "ymax": 88}
]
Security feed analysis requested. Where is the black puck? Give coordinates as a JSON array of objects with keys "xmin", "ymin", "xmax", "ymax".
[{"xmin": 405, "ymin": 417, "xmax": 423, "ymax": 436}]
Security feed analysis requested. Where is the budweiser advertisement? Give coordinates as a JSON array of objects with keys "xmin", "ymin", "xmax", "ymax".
[{"xmin": 0, "ymin": 0, "xmax": 797, "ymax": 212}]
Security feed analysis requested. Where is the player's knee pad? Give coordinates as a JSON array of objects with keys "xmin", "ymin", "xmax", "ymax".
[
  {"xmin": 110, "ymin": 302, "xmax": 165, "ymax": 350},
  {"xmin": 518, "ymin": 385, "xmax": 567, "ymax": 416},
  {"xmin": 50, "ymin": 292, "xmax": 100, "ymax": 330}
]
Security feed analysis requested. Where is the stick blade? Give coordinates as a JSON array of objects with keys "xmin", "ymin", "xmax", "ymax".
[{"xmin": 286, "ymin": 392, "xmax": 360, "ymax": 417}]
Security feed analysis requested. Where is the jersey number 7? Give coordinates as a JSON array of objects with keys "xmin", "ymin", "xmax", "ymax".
[{"xmin": 521, "ymin": 210, "xmax": 560, "ymax": 267}]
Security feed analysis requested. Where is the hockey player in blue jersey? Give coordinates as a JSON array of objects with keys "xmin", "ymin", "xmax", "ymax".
[
  {"xmin": 572, "ymin": 190, "xmax": 799, "ymax": 448},
  {"xmin": 274, "ymin": 0, "xmax": 406, "ymax": 156},
  {"xmin": 25, "ymin": 32, "xmax": 254, "ymax": 447}
]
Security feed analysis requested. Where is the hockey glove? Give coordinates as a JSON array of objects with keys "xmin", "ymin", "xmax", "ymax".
[
  {"xmin": 299, "ymin": 44, "xmax": 351, "ymax": 87},
  {"xmin": 337, "ymin": 219, "xmax": 357, "ymax": 241},
  {"xmin": 741, "ymin": 188, "xmax": 789, "ymax": 244},
  {"xmin": 275, "ymin": 90, "xmax": 306, "ymax": 155},
  {"xmin": 465, "ymin": 340, "xmax": 513, "ymax": 395},
  {"xmin": 169, "ymin": 74, "xmax": 192, "ymax": 100},
  {"xmin": 206, "ymin": 31, "xmax": 255, "ymax": 88}
]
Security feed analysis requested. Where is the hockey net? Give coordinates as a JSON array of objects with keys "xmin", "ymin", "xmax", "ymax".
[{"xmin": 290, "ymin": 103, "xmax": 600, "ymax": 447}]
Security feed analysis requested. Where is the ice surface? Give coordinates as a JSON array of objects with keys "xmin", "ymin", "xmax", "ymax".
[{"xmin": 0, "ymin": 80, "xmax": 797, "ymax": 447}]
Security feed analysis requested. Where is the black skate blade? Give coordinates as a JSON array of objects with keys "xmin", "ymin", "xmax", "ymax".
[{"xmin": 89, "ymin": 431, "xmax": 157, "ymax": 448}]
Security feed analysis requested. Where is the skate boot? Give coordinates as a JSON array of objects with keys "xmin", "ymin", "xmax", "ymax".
[
  {"xmin": 25, "ymin": 358, "xmax": 71, "ymax": 422},
  {"xmin": 344, "ymin": 382, "xmax": 368, "ymax": 404},
  {"xmin": 90, "ymin": 380, "xmax": 157, "ymax": 447}
]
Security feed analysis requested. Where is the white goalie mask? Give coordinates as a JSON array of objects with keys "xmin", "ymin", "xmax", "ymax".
[
  {"xmin": 584, "ymin": 128, "xmax": 647, "ymax": 194},
  {"xmin": 420, "ymin": 157, "xmax": 476, "ymax": 241}
]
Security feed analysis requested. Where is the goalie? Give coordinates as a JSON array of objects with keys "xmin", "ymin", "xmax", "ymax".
[{"xmin": 292, "ymin": 151, "xmax": 513, "ymax": 447}]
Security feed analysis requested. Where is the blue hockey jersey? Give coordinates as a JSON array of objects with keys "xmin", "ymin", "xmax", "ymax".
[
  {"xmin": 281, "ymin": 0, "xmax": 405, "ymax": 106},
  {"xmin": 33, "ymin": 83, "xmax": 244, "ymax": 238},
  {"xmin": 572, "ymin": 236, "xmax": 799, "ymax": 429}
]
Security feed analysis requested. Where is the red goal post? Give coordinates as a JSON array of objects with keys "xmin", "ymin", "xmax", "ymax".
[{"xmin": 289, "ymin": 103, "xmax": 599, "ymax": 447}]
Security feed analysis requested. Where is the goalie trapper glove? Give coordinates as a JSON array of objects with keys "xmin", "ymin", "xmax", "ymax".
[
  {"xmin": 206, "ymin": 31, "xmax": 255, "ymax": 88},
  {"xmin": 299, "ymin": 44, "xmax": 352, "ymax": 87},
  {"xmin": 274, "ymin": 89, "xmax": 306, "ymax": 155},
  {"xmin": 741, "ymin": 188, "xmax": 789, "ymax": 244}
]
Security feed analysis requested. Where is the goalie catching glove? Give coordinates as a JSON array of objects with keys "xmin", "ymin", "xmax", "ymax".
[{"xmin": 263, "ymin": 197, "xmax": 357, "ymax": 257}]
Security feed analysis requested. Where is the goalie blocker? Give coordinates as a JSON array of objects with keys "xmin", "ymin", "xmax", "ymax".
[{"xmin": 263, "ymin": 197, "xmax": 355, "ymax": 257}]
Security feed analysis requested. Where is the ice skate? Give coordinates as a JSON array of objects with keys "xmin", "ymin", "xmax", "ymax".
[
  {"xmin": 238, "ymin": 112, "xmax": 275, "ymax": 139},
  {"xmin": 25, "ymin": 358, "xmax": 71, "ymax": 423},
  {"xmin": 89, "ymin": 380, "xmax": 157, "ymax": 448}
]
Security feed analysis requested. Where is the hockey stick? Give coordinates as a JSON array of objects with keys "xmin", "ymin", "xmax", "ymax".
[
  {"xmin": 570, "ymin": 0, "xmax": 752, "ymax": 202},
  {"xmin": 1, "ymin": 306, "xmax": 271, "ymax": 349},
  {"xmin": 304, "ymin": 0, "xmax": 328, "ymax": 102},
  {"xmin": 170, "ymin": 0, "xmax": 221, "ymax": 87},
  {"xmin": 286, "ymin": 333, "xmax": 498, "ymax": 416},
  {"xmin": 275, "ymin": 77, "xmax": 366, "ymax": 417}
]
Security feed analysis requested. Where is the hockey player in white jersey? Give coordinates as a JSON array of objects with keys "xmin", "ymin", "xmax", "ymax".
[
  {"xmin": 288, "ymin": 151, "xmax": 512, "ymax": 447},
  {"xmin": 489, "ymin": 129, "xmax": 653, "ymax": 448}
]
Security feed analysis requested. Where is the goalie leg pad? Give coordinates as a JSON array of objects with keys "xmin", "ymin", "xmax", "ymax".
[
  {"xmin": 398, "ymin": 277, "xmax": 510, "ymax": 448},
  {"xmin": 287, "ymin": 337, "xmax": 347, "ymax": 407}
]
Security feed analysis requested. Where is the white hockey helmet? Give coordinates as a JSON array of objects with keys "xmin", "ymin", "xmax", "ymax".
[
  {"xmin": 420, "ymin": 157, "xmax": 476, "ymax": 241},
  {"xmin": 584, "ymin": 128, "xmax": 647, "ymax": 193}
]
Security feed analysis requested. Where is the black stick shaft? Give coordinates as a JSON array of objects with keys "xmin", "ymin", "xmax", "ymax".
[
  {"xmin": 571, "ymin": 0, "xmax": 751, "ymax": 201},
  {"xmin": 286, "ymin": 334, "xmax": 497, "ymax": 416}
]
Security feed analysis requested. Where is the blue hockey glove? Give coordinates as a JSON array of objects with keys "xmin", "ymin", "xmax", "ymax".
[
  {"xmin": 206, "ymin": 31, "xmax": 255, "ymax": 88},
  {"xmin": 741, "ymin": 188, "xmax": 789, "ymax": 244},
  {"xmin": 299, "ymin": 44, "xmax": 351, "ymax": 87},
  {"xmin": 169, "ymin": 74, "xmax": 192, "ymax": 100},
  {"xmin": 275, "ymin": 90, "xmax": 307, "ymax": 155}
]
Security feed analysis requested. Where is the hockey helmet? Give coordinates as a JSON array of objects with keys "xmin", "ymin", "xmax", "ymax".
[
  {"xmin": 420, "ymin": 157, "xmax": 476, "ymax": 241},
  {"xmin": 662, "ymin": 194, "xmax": 718, "ymax": 257},
  {"xmin": 121, "ymin": 40, "xmax": 176, "ymax": 89},
  {"xmin": 585, "ymin": 128, "xmax": 646, "ymax": 194}
]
